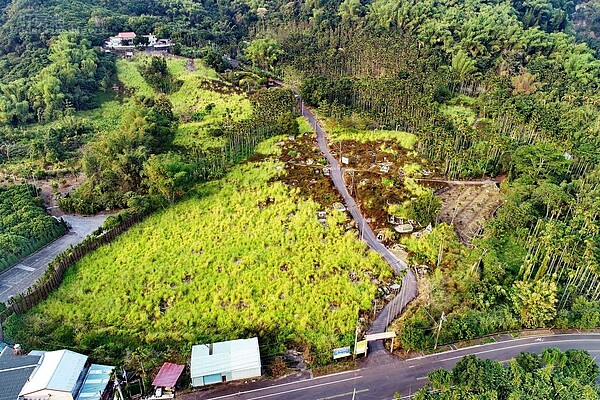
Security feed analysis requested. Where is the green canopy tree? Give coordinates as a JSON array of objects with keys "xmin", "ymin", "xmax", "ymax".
[
  {"xmin": 245, "ymin": 38, "xmax": 283, "ymax": 71},
  {"xmin": 511, "ymin": 279, "xmax": 557, "ymax": 328}
]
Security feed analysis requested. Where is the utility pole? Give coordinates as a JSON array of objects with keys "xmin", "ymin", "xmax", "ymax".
[
  {"xmin": 434, "ymin": 311, "xmax": 446, "ymax": 350},
  {"xmin": 353, "ymin": 325, "xmax": 359, "ymax": 360},
  {"xmin": 373, "ymin": 299, "xmax": 377, "ymax": 317}
]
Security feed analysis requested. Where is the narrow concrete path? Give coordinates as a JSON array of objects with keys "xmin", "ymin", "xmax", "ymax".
[
  {"xmin": 295, "ymin": 96, "xmax": 418, "ymax": 354},
  {"xmin": 0, "ymin": 214, "xmax": 109, "ymax": 303}
]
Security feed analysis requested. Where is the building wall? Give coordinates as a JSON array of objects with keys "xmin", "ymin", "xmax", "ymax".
[
  {"xmin": 231, "ymin": 367, "xmax": 261, "ymax": 381},
  {"xmin": 22, "ymin": 390, "xmax": 74, "ymax": 400},
  {"xmin": 192, "ymin": 368, "xmax": 260, "ymax": 387}
]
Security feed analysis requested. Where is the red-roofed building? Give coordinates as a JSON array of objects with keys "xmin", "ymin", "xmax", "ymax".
[
  {"xmin": 116, "ymin": 32, "xmax": 137, "ymax": 40},
  {"xmin": 147, "ymin": 363, "xmax": 185, "ymax": 399}
]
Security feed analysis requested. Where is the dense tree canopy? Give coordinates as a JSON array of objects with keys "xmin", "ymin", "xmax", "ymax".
[{"xmin": 413, "ymin": 349, "xmax": 600, "ymax": 400}]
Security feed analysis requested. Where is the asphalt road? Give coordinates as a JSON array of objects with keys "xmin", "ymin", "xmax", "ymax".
[
  {"xmin": 0, "ymin": 214, "xmax": 108, "ymax": 303},
  {"xmin": 183, "ymin": 333, "xmax": 600, "ymax": 400}
]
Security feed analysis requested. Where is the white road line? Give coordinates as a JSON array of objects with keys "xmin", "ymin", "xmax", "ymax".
[
  {"xmin": 411, "ymin": 335, "xmax": 600, "ymax": 361},
  {"xmin": 416, "ymin": 376, "xmax": 428, "ymax": 381},
  {"xmin": 317, "ymin": 388, "xmax": 369, "ymax": 400},
  {"xmin": 208, "ymin": 375, "xmax": 363, "ymax": 400},
  {"xmin": 427, "ymin": 339, "xmax": 600, "ymax": 363},
  {"xmin": 16, "ymin": 265, "xmax": 35, "ymax": 272}
]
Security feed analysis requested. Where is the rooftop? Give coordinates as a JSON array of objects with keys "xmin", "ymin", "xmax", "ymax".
[
  {"xmin": 19, "ymin": 349, "xmax": 88, "ymax": 397},
  {"xmin": 117, "ymin": 32, "xmax": 136, "ymax": 39},
  {"xmin": 75, "ymin": 364, "xmax": 114, "ymax": 400},
  {"xmin": 0, "ymin": 347, "xmax": 42, "ymax": 400},
  {"xmin": 152, "ymin": 363, "xmax": 185, "ymax": 388}
]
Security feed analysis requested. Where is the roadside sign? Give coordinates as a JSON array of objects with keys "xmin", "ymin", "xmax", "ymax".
[
  {"xmin": 355, "ymin": 340, "xmax": 367, "ymax": 356},
  {"xmin": 333, "ymin": 346, "xmax": 351, "ymax": 359}
]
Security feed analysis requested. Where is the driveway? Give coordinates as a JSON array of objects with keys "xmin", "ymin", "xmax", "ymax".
[{"xmin": 0, "ymin": 214, "xmax": 109, "ymax": 303}]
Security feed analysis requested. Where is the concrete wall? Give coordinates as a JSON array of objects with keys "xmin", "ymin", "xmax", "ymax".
[{"xmin": 23, "ymin": 390, "xmax": 74, "ymax": 400}]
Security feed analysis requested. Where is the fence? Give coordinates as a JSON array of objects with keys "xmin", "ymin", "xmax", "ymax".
[{"xmin": 0, "ymin": 212, "xmax": 147, "ymax": 327}]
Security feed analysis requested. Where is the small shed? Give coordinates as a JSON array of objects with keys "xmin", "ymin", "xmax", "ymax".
[
  {"xmin": 149, "ymin": 362, "xmax": 185, "ymax": 399},
  {"xmin": 190, "ymin": 338, "xmax": 261, "ymax": 387},
  {"xmin": 19, "ymin": 349, "xmax": 88, "ymax": 400}
]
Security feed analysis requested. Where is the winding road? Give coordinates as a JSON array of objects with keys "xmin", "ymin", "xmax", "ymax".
[{"xmin": 295, "ymin": 94, "xmax": 418, "ymax": 353}]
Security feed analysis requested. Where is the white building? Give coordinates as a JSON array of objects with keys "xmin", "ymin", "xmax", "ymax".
[
  {"xmin": 105, "ymin": 32, "xmax": 172, "ymax": 51},
  {"xmin": 19, "ymin": 350, "xmax": 88, "ymax": 400},
  {"xmin": 190, "ymin": 337, "xmax": 261, "ymax": 386}
]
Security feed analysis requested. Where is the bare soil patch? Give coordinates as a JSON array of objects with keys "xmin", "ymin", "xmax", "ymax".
[
  {"xmin": 335, "ymin": 139, "xmax": 433, "ymax": 239},
  {"xmin": 437, "ymin": 184, "xmax": 504, "ymax": 244},
  {"xmin": 0, "ymin": 171, "xmax": 83, "ymax": 216},
  {"xmin": 276, "ymin": 133, "xmax": 343, "ymax": 207}
]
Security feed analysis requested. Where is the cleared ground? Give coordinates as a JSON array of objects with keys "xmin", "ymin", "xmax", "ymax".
[{"xmin": 437, "ymin": 184, "xmax": 504, "ymax": 243}]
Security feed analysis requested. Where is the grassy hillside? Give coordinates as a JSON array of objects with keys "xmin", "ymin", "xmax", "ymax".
[{"xmin": 5, "ymin": 138, "xmax": 391, "ymax": 365}]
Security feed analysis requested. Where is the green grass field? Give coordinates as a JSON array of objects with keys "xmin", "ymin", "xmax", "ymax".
[
  {"xmin": 6, "ymin": 138, "xmax": 390, "ymax": 364},
  {"xmin": 114, "ymin": 56, "xmax": 253, "ymax": 151},
  {"xmin": 323, "ymin": 118, "xmax": 417, "ymax": 149}
]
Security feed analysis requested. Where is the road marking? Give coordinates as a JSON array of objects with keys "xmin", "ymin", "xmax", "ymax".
[
  {"xmin": 317, "ymin": 388, "xmax": 369, "ymax": 400},
  {"xmin": 416, "ymin": 376, "xmax": 428, "ymax": 381},
  {"xmin": 16, "ymin": 265, "xmax": 35, "ymax": 272},
  {"xmin": 208, "ymin": 375, "xmax": 363, "ymax": 400},
  {"xmin": 422, "ymin": 339, "xmax": 600, "ymax": 364},
  {"xmin": 411, "ymin": 335, "xmax": 600, "ymax": 362}
]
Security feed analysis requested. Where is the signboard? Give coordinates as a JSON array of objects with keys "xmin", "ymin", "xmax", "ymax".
[
  {"xmin": 354, "ymin": 340, "xmax": 367, "ymax": 355},
  {"xmin": 333, "ymin": 346, "xmax": 351, "ymax": 359},
  {"xmin": 341, "ymin": 157, "xmax": 349, "ymax": 165}
]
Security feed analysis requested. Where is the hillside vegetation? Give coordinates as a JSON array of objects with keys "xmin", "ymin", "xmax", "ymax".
[
  {"xmin": 263, "ymin": 0, "xmax": 600, "ymax": 348},
  {"xmin": 413, "ymin": 349, "xmax": 600, "ymax": 399},
  {"xmin": 0, "ymin": 184, "xmax": 66, "ymax": 271},
  {"xmin": 4, "ymin": 139, "xmax": 391, "ymax": 365}
]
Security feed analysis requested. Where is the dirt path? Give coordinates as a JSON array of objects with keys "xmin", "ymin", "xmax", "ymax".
[{"xmin": 416, "ymin": 177, "xmax": 501, "ymax": 185}]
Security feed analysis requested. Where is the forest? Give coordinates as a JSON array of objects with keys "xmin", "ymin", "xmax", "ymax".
[
  {"xmin": 0, "ymin": 184, "xmax": 66, "ymax": 271},
  {"xmin": 0, "ymin": 0, "xmax": 599, "ymax": 371},
  {"xmin": 257, "ymin": 0, "xmax": 600, "ymax": 349},
  {"xmin": 411, "ymin": 349, "xmax": 600, "ymax": 399}
]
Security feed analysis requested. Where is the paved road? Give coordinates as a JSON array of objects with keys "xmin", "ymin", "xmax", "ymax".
[
  {"xmin": 0, "ymin": 214, "xmax": 109, "ymax": 303},
  {"xmin": 183, "ymin": 333, "xmax": 600, "ymax": 400},
  {"xmin": 294, "ymin": 97, "xmax": 418, "ymax": 351}
]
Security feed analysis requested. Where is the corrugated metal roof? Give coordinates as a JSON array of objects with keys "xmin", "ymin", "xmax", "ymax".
[
  {"xmin": 75, "ymin": 364, "xmax": 114, "ymax": 400},
  {"xmin": 191, "ymin": 338, "xmax": 260, "ymax": 379},
  {"xmin": 19, "ymin": 349, "xmax": 88, "ymax": 396},
  {"xmin": 152, "ymin": 363, "xmax": 185, "ymax": 387},
  {"xmin": 0, "ymin": 347, "xmax": 42, "ymax": 400}
]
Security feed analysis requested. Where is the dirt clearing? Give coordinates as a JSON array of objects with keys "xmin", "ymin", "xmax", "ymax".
[{"xmin": 437, "ymin": 184, "xmax": 504, "ymax": 244}]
